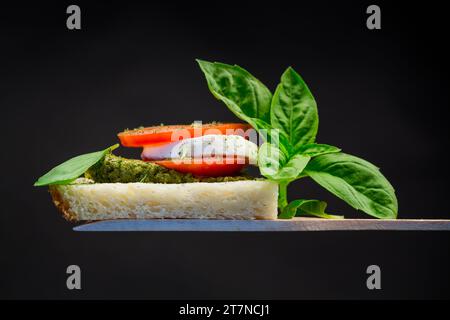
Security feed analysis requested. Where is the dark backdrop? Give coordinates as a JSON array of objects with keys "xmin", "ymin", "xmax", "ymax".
[{"xmin": 1, "ymin": 1, "xmax": 449, "ymax": 299}]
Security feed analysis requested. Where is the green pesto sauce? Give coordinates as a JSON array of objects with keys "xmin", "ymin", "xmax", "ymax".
[{"xmin": 85, "ymin": 154, "xmax": 256, "ymax": 184}]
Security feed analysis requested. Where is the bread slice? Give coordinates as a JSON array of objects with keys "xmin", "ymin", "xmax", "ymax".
[{"xmin": 49, "ymin": 180, "xmax": 278, "ymax": 221}]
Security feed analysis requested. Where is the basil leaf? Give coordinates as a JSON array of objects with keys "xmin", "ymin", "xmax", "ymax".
[
  {"xmin": 271, "ymin": 67, "xmax": 318, "ymax": 151},
  {"xmin": 297, "ymin": 143, "xmax": 341, "ymax": 157},
  {"xmin": 279, "ymin": 199, "xmax": 343, "ymax": 219},
  {"xmin": 252, "ymin": 118, "xmax": 292, "ymax": 156},
  {"xmin": 34, "ymin": 144, "xmax": 119, "ymax": 186},
  {"xmin": 304, "ymin": 153, "xmax": 398, "ymax": 219},
  {"xmin": 258, "ymin": 142, "xmax": 310, "ymax": 182},
  {"xmin": 196, "ymin": 59, "xmax": 272, "ymax": 125}
]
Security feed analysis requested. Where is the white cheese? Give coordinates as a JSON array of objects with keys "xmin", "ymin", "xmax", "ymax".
[{"xmin": 141, "ymin": 134, "xmax": 258, "ymax": 164}]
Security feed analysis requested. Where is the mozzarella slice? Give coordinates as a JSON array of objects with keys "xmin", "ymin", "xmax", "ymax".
[{"xmin": 141, "ymin": 134, "xmax": 258, "ymax": 164}]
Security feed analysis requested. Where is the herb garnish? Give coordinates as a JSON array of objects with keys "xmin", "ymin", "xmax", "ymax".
[
  {"xmin": 197, "ymin": 59, "xmax": 398, "ymax": 219},
  {"xmin": 34, "ymin": 144, "xmax": 119, "ymax": 186}
]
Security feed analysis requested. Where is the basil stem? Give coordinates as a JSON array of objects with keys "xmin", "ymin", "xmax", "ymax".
[{"xmin": 278, "ymin": 181, "xmax": 289, "ymax": 210}]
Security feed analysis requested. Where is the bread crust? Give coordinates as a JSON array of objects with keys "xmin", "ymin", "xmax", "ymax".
[{"xmin": 49, "ymin": 186, "xmax": 78, "ymax": 222}]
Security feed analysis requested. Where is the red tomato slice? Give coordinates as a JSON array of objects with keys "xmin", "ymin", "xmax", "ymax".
[
  {"xmin": 152, "ymin": 157, "xmax": 246, "ymax": 177},
  {"xmin": 118, "ymin": 123, "xmax": 252, "ymax": 147}
]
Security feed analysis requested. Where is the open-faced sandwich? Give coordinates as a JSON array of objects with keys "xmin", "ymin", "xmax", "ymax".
[{"xmin": 35, "ymin": 60, "xmax": 398, "ymax": 221}]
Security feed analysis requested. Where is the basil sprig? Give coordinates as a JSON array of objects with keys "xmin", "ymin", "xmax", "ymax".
[
  {"xmin": 198, "ymin": 59, "xmax": 398, "ymax": 219},
  {"xmin": 34, "ymin": 144, "xmax": 119, "ymax": 186}
]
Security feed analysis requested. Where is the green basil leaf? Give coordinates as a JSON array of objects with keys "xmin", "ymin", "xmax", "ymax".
[
  {"xmin": 196, "ymin": 59, "xmax": 272, "ymax": 125},
  {"xmin": 271, "ymin": 67, "xmax": 318, "ymax": 150},
  {"xmin": 297, "ymin": 143, "xmax": 341, "ymax": 157},
  {"xmin": 258, "ymin": 143, "xmax": 310, "ymax": 182},
  {"xmin": 252, "ymin": 118, "xmax": 292, "ymax": 156},
  {"xmin": 279, "ymin": 199, "xmax": 343, "ymax": 219},
  {"xmin": 304, "ymin": 153, "xmax": 398, "ymax": 219},
  {"xmin": 34, "ymin": 144, "xmax": 119, "ymax": 186}
]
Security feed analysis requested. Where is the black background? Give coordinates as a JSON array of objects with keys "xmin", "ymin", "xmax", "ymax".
[{"xmin": 1, "ymin": 1, "xmax": 449, "ymax": 299}]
